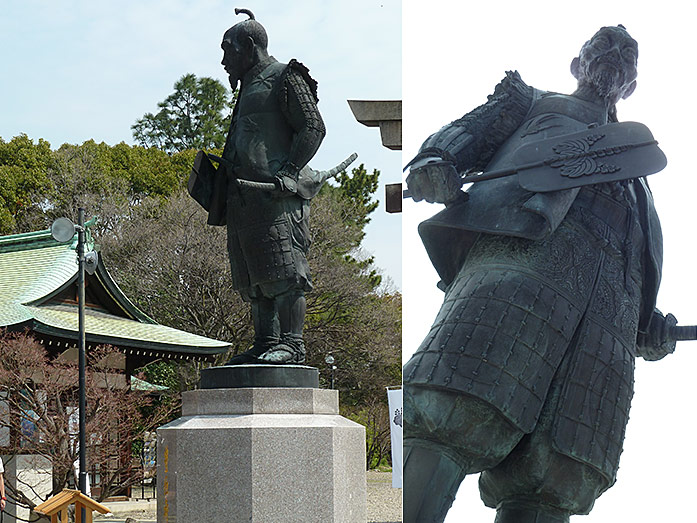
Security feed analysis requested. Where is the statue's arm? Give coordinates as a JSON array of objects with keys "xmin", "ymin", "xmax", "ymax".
[
  {"xmin": 636, "ymin": 309, "xmax": 677, "ymax": 361},
  {"xmin": 405, "ymin": 121, "xmax": 479, "ymax": 205},
  {"xmin": 406, "ymin": 71, "xmax": 534, "ymax": 204},
  {"xmin": 276, "ymin": 60, "xmax": 326, "ymax": 193}
]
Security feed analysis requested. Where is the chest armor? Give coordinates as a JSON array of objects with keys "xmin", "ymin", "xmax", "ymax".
[
  {"xmin": 419, "ymin": 94, "xmax": 612, "ymax": 286},
  {"xmin": 486, "ymin": 93, "xmax": 608, "ymax": 171},
  {"xmin": 226, "ymin": 61, "xmax": 293, "ymax": 182},
  {"xmin": 467, "ymin": 93, "xmax": 610, "ymax": 232}
]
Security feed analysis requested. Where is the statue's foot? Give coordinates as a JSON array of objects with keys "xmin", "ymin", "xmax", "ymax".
[
  {"xmin": 257, "ymin": 343, "xmax": 305, "ymax": 365},
  {"xmin": 226, "ymin": 337, "xmax": 278, "ymax": 365},
  {"xmin": 225, "ymin": 351, "xmax": 262, "ymax": 365}
]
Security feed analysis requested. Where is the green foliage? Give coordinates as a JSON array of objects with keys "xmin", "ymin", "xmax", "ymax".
[
  {"xmin": 140, "ymin": 360, "xmax": 181, "ymax": 392},
  {"xmin": 53, "ymin": 140, "xmax": 190, "ymax": 199},
  {"xmin": 322, "ymin": 163, "xmax": 382, "ymax": 288},
  {"xmin": 0, "ymin": 137, "xmax": 209, "ymax": 235},
  {"xmin": 334, "ymin": 163, "xmax": 380, "ymax": 231},
  {"xmin": 135, "ymin": 359, "xmax": 185, "ymax": 430},
  {"xmin": 0, "ymin": 135, "xmax": 56, "ymax": 234},
  {"xmin": 132, "ymin": 74, "xmax": 236, "ymax": 153}
]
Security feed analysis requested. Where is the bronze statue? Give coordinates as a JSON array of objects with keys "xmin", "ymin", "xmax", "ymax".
[
  {"xmin": 403, "ymin": 26, "xmax": 680, "ymax": 523},
  {"xmin": 188, "ymin": 9, "xmax": 349, "ymax": 365}
]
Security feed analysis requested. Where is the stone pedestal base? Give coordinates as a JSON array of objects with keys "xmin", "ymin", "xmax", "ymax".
[{"xmin": 157, "ymin": 386, "xmax": 366, "ymax": 522}]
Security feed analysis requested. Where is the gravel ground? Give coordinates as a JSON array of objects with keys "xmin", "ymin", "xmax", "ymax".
[
  {"xmin": 94, "ymin": 471, "xmax": 402, "ymax": 522},
  {"xmin": 367, "ymin": 470, "xmax": 402, "ymax": 523}
]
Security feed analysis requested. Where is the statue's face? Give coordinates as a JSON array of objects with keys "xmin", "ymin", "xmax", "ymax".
[
  {"xmin": 576, "ymin": 27, "xmax": 638, "ymax": 103},
  {"xmin": 221, "ymin": 31, "xmax": 252, "ymax": 89}
]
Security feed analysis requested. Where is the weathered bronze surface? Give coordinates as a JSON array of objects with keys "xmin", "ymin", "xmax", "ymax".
[
  {"xmin": 403, "ymin": 26, "xmax": 679, "ymax": 523},
  {"xmin": 201, "ymin": 364, "xmax": 320, "ymax": 389},
  {"xmin": 188, "ymin": 8, "xmax": 328, "ymax": 365},
  {"xmin": 404, "ymin": 121, "xmax": 666, "ymax": 196}
]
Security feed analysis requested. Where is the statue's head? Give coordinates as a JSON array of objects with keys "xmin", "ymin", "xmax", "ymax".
[
  {"xmin": 570, "ymin": 25, "xmax": 638, "ymax": 105},
  {"xmin": 221, "ymin": 8, "xmax": 269, "ymax": 89}
]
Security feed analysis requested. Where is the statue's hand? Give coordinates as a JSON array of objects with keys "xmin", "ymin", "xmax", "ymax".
[
  {"xmin": 636, "ymin": 309, "xmax": 678, "ymax": 361},
  {"xmin": 406, "ymin": 156, "xmax": 463, "ymax": 205},
  {"xmin": 274, "ymin": 170, "xmax": 298, "ymax": 197}
]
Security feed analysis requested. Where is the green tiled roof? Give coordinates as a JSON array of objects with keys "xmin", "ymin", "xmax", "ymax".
[
  {"xmin": 0, "ymin": 232, "xmax": 78, "ymax": 325},
  {"xmin": 0, "ymin": 227, "xmax": 229, "ymax": 357}
]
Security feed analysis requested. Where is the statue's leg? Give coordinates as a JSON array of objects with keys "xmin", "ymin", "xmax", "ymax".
[
  {"xmin": 226, "ymin": 296, "xmax": 280, "ymax": 365},
  {"xmin": 403, "ymin": 386, "xmax": 524, "ymax": 523},
  {"xmin": 258, "ymin": 289, "xmax": 306, "ymax": 364},
  {"xmin": 403, "ymin": 440, "xmax": 468, "ymax": 523},
  {"xmin": 480, "ymin": 355, "xmax": 609, "ymax": 522}
]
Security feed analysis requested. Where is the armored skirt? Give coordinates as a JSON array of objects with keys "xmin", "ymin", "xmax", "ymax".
[
  {"xmin": 404, "ymin": 180, "xmax": 645, "ymax": 489},
  {"xmin": 226, "ymin": 186, "xmax": 312, "ymax": 301}
]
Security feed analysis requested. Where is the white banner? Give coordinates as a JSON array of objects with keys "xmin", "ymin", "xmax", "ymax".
[{"xmin": 386, "ymin": 387, "xmax": 403, "ymax": 488}]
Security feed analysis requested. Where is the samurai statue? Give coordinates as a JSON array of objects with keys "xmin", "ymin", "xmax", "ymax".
[
  {"xmin": 403, "ymin": 25, "xmax": 679, "ymax": 523},
  {"xmin": 189, "ymin": 9, "xmax": 352, "ymax": 365}
]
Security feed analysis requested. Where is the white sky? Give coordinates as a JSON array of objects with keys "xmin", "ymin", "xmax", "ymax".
[
  {"xmin": 404, "ymin": 1, "xmax": 697, "ymax": 522},
  {"xmin": 0, "ymin": 0, "xmax": 402, "ymax": 290}
]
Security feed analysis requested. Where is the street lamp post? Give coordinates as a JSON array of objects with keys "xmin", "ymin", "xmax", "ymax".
[
  {"xmin": 324, "ymin": 354, "xmax": 337, "ymax": 389},
  {"xmin": 76, "ymin": 208, "xmax": 87, "ymax": 495},
  {"xmin": 50, "ymin": 209, "xmax": 97, "ymax": 498}
]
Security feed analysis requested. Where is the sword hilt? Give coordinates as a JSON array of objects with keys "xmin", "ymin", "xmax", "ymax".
[{"xmin": 320, "ymin": 152, "xmax": 358, "ymax": 182}]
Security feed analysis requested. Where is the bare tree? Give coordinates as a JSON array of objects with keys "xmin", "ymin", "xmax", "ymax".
[
  {"xmin": 0, "ymin": 332, "xmax": 178, "ymax": 510},
  {"xmin": 97, "ymin": 192, "xmax": 252, "ymax": 356}
]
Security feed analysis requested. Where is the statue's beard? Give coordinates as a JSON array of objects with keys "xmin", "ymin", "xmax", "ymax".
[
  {"xmin": 587, "ymin": 62, "xmax": 627, "ymax": 102},
  {"xmin": 593, "ymin": 70, "xmax": 619, "ymax": 99},
  {"xmin": 228, "ymin": 73, "xmax": 240, "ymax": 90}
]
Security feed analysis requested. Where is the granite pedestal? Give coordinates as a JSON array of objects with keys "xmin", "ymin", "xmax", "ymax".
[{"xmin": 156, "ymin": 365, "xmax": 367, "ymax": 522}]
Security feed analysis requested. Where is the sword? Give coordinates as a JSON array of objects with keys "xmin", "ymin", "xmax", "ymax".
[
  {"xmin": 208, "ymin": 153, "xmax": 358, "ymax": 197},
  {"xmin": 403, "ymin": 121, "xmax": 667, "ymax": 198},
  {"xmin": 670, "ymin": 325, "xmax": 697, "ymax": 341}
]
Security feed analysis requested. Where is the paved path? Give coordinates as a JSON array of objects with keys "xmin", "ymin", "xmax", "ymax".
[{"xmin": 94, "ymin": 471, "xmax": 402, "ymax": 522}]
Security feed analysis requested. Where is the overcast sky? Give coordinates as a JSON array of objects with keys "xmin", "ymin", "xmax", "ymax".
[
  {"xmin": 0, "ymin": 0, "xmax": 401, "ymax": 289},
  {"xmin": 404, "ymin": 1, "xmax": 697, "ymax": 521}
]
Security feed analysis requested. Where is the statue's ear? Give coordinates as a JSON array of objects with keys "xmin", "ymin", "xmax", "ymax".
[
  {"xmin": 622, "ymin": 80, "xmax": 637, "ymax": 99},
  {"xmin": 570, "ymin": 57, "xmax": 581, "ymax": 80},
  {"xmin": 242, "ymin": 35, "xmax": 255, "ymax": 52}
]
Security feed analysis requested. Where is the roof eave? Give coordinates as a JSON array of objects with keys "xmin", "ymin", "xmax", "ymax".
[{"xmin": 31, "ymin": 321, "xmax": 229, "ymax": 357}]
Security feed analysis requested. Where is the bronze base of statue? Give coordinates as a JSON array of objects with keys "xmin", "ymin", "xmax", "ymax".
[{"xmin": 200, "ymin": 363, "xmax": 319, "ymax": 389}]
